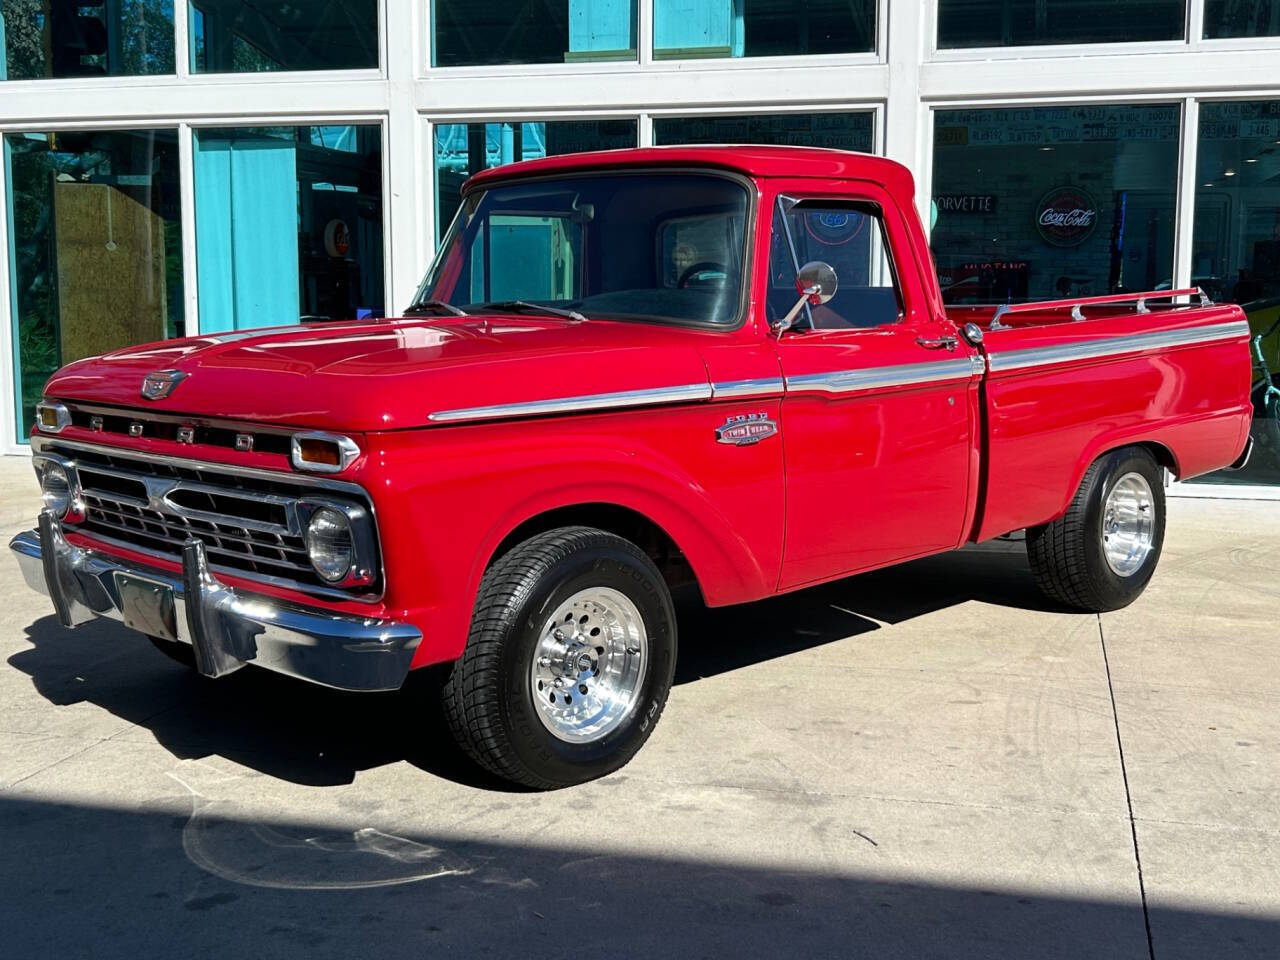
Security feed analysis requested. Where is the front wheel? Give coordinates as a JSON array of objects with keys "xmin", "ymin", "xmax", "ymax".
[
  {"xmin": 1026, "ymin": 447, "xmax": 1166, "ymax": 612},
  {"xmin": 442, "ymin": 526, "xmax": 677, "ymax": 789}
]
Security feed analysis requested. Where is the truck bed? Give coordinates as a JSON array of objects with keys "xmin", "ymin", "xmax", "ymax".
[{"xmin": 955, "ymin": 290, "xmax": 1253, "ymax": 541}]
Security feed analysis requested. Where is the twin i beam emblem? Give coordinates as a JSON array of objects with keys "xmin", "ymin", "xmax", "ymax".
[{"xmin": 715, "ymin": 412, "xmax": 778, "ymax": 446}]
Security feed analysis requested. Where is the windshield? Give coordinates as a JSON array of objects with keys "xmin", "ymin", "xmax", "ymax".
[{"xmin": 413, "ymin": 172, "xmax": 751, "ymax": 327}]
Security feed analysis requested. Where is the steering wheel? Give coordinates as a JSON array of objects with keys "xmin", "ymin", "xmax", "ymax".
[{"xmin": 678, "ymin": 261, "xmax": 730, "ymax": 289}]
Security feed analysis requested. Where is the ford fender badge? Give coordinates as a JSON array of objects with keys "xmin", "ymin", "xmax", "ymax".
[
  {"xmin": 716, "ymin": 412, "xmax": 778, "ymax": 446},
  {"xmin": 141, "ymin": 369, "xmax": 187, "ymax": 400}
]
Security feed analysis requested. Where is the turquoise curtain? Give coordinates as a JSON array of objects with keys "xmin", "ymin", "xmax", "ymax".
[
  {"xmin": 568, "ymin": 0, "xmax": 636, "ymax": 55},
  {"xmin": 654, "ymin": 0, "xmax": 743, "ymax": 57},
  {"xmin": 0, "ymin": 9, "xmax": 8, "ymax": 79},
  {"xmin": 194, "ymin": 135, "xmax": 299, "ymax": 332}
]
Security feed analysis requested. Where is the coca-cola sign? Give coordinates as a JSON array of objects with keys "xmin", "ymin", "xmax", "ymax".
[{"xmin": 1035, "ymin": 186, "xmax": 1099, "ymax": 247}]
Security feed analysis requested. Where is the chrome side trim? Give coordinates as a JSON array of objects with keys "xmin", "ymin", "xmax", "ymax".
[
  {"xmin": 784, "ymin": 356, "xmax": 978, "ymax": 396},
  {"xmin": 428, "ymin": 383, "xmax": 714, "ymax": 424},
  {"xmin": 710, "ymin": 377, "xmax": 786, "ymax": 400},
  {"xmin": 986, "ymin": 320, "xmax": 1250, "ymax": 373}
]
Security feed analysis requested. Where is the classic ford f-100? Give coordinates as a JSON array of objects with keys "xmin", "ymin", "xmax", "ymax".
[{"xmin": 12, "ymin": 146, "xmax": 1253, "ymax": 788}]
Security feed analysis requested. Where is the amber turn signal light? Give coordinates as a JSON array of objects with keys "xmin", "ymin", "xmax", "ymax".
[
  {"xmin": 290, "ymin": 432, "xmax": 360, "ymax": 474},
  {"xmin": 297, "ymin": 438, "xmax": 339, "ymax": 465},
  {"xmin": 35, "ymin": 401, "xmax": 71, "ymax": 433}
]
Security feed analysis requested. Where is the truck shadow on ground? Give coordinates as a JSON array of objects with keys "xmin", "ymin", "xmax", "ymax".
[
  {"xmin": 3, "ymin": 793, "xmax": 1274, "ymax": 960},
  {"xmin": 673, "ymin": 536, "xmax": 1050, "ymax": 684},
  {"xmin": 8, "ymin": 539, "xmax": 1056, "ymax": 792}
]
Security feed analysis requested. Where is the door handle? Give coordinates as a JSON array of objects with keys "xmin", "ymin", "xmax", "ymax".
[{"xmin": 916, "ymin": 335, "xmax": 959, "ymax": 351}]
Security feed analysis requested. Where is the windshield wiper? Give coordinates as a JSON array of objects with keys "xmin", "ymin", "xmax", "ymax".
[
  {"xmin": 482, "ymin": 300, "xmax": 589, "ymax": 323},
  {"xmin": 403, "ymin": 299, "xmax": 468, "ymax": 317}
]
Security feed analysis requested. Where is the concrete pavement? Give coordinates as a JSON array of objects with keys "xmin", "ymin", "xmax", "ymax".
[{"xmin": 0, "ymin": 453, "xmax": 1276, "ymax": 959}]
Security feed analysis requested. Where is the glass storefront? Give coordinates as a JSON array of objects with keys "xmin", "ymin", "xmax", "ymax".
[
  {"xmin": 4, "ymin": 129, "xmax": 183, "ymax": 436},
  {"xmin": 432, "ymin": 0, "xmax": 637, "ymax": 66},
  {"xmin": 653, "ymin": 0, "xmax": 876, "ymax": 60},
  {"xmin": 188, "ymin": 0, "xmax": 379, "ymax": 73},
  {"xmin": 433, "ymin": 120, "xmax": 638, "ymax": 235},
  {"xmin": 193, "ymin": 125, "xmax": 384, "ymax": 331},
  {"xmin": 653, "ymin": 112, "xmax": 874, "ymax": 150},
  {"xmin": 0, "ymin": 0, "xmax": 175, "ymax": 79},
  {"xmin": 1189, "ymin": 100, "xmax": 1280, "ymax": 486},
  {"xmin": 930, "ymin": 104, "xmax": 1181, "ymax": 305},
  {"xmin": 937, "ymin": 0, "xmax": 1186, "ymax": 47},
  {"xmin": 0, "ymin": 1, "xmax": 1277, "ymax": 492}
]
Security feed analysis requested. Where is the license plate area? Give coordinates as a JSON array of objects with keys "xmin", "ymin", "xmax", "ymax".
[{"xmin": 114, "ymin": 572, "xmax": 179, "ymax": 642}]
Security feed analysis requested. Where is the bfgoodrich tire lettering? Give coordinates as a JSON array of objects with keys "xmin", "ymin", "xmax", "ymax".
[
  {"xmin": 442, "ymin": 526, "xmax": 677, "ymax": 789},
  {"xmin": 1026, "ymin": 447, "xmax": 1166, "ymax": 612}
]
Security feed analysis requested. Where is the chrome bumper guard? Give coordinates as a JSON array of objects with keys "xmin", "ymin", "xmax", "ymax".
[{"xmin": 10, "ymin": 510, "xmax": 420, "ymax": 692}]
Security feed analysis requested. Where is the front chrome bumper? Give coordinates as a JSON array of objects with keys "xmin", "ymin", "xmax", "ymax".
[{"xmin": 10, "ymin": 510, "xmax": 420, "ymax": 692}]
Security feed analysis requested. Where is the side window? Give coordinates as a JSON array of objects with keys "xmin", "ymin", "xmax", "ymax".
[
  {"xmin": 768, "ymin": 199, "xmax": 903, "ymax": 330},
  {"xmin": 467, "ymin": 214, "xmax": 581, "ymax": 304}
]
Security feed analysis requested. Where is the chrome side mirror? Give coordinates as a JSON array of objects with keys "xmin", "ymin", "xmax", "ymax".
[{"xmin": 773, "ymin": 261, "xmax": 838, "ymax": 336}]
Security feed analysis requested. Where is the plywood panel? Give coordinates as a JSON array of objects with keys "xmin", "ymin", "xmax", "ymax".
[{"xmin": 53, "ymin": 181, "xmax": 167, "ymax": 363}]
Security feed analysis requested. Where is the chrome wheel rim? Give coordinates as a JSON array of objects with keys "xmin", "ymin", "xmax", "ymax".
[
  {"xmin": 530, "ymin": 587, "xmax": 648, "ymax": 743},
  {"xmin": 1102, "ymin": 472, "xmax": 1155, "ymax": 577}
]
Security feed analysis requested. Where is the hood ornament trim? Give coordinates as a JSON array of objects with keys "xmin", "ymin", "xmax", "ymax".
[{"xmin": 141, "ymin": 370, "xmax": 187, "ymax": 401}]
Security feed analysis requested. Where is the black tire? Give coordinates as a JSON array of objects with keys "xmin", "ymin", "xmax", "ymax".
[
  {"xmin": 147, "ymin": 634, "xmax": 198, "ymax": 669},
  {"xmin": 442, "ymin": 526, "xmax": 677, "ymax": 790},
  {"xmin": 1026, "ymin": 447, "xmax": 1166, "ymax": 612}
]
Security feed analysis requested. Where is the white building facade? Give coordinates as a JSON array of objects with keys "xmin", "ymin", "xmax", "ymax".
[{"xmin": 1, "ymin": 0, "xmax": 1278, "ymax": 493}]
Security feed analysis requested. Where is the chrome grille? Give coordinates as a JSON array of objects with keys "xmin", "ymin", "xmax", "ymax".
[{"xmin": 45, "ymin": 441, "xmax": 379, "ymax": 598}]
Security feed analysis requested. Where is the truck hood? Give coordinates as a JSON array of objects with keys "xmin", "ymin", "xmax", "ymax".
[{"xmin": 43, "ymin": 316, "xmax": 717, "ymax": 432}]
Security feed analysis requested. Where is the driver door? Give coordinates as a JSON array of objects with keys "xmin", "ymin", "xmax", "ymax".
[{"xmin": 769, "ymin": 186, "xmax": 979, "ymax": 590}]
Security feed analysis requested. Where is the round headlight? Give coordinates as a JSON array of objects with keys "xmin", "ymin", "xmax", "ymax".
[
  {"xmin": 305, "ymin": 507, "xmax": 353, "ymax": 583},
  {"xmin": 40, "ymin": 464, "xmax": 72, "ymax": 519}
]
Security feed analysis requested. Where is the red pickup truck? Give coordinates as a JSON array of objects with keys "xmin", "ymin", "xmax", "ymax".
[{"xmin": 13, "ymin": 146, "xmax": 1253, "ymax": 789}]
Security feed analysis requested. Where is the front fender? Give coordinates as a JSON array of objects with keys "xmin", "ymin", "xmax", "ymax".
[{"xmin": 363, "ymin": 404, "xmax": 784, "ymax": 667}]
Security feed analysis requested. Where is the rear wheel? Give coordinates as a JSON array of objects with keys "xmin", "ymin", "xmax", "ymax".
[
  {"xmin": 442, "ymin": 526, "xmax": 677, "ymax": 790},
  {"xmin": 1026, "ymin": 447, "xmax": 1166, "ymax": 612}
]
